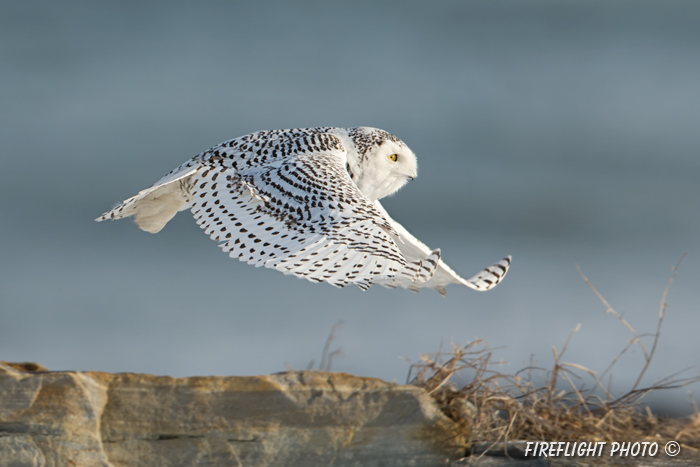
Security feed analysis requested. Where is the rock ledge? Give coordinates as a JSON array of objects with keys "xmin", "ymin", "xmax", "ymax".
[{"xmin": 0, "ymin": 362, "xmax": 463, "ymax": 467}]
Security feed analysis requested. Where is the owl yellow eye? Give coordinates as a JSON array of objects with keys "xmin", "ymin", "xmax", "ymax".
[{"xmin": 388, "ymin": 154, "xmax": 398, "ymax": 162}]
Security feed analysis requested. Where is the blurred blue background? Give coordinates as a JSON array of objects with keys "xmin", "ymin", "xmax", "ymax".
[{"xmin": 1, "ymin": 1, "xmax": 699, "ymax": 415}]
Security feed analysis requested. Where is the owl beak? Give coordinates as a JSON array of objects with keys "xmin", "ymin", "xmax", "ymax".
[{"xmin": 407, "ymin": 174, "xmax": 416, "ymax": 181}]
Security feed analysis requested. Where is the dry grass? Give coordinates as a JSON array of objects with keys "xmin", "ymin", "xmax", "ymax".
[
  {"xmin": 285, "ymin": 321, "xmax": 345, "ymax": 372},
  {"xmin": 407, "ymin": 257, "xmax": 700, "ymax": 450}
]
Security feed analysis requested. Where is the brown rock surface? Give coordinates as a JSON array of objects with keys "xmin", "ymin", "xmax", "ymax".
[
  {"xmin": 0, "ymin": 362, "xmax": 464, "ymax": 466},
  {"xmin": 0, "ymin": 362, "xmax": 110, "ymax": 467}
]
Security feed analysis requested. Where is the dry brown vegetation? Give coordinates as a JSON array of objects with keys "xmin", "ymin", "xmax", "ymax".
[{"xmin": 407, "ymin": 257, "xmax": 700, "ymax": 451}]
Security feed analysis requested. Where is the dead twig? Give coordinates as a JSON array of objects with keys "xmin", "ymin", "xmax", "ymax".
[
  {"xmin": 318, "ymin": 320, "xmax": 344, "ymax": 371},
  {"xmin": 631, "ymin": 254, "xmax": 686, "ymax": 391}
]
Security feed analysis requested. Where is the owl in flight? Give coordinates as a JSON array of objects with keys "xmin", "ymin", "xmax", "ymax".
[{"xmin": 97, "ymin": 127, "xmax": 510, "ymax": 295}]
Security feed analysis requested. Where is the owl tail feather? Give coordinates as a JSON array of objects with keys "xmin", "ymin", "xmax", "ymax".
[
  {"xmin": 95, "ymin": 167, "xmax": 199, "ymax": 233},
  {"xmin": 96, "ymin": 190, "xmax": 187, "ymax": 233}
]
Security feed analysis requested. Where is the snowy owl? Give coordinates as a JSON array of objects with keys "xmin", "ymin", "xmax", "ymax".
[{"xmin": 96, "ymin": 127, "xmax": 510, "ymax": 294}]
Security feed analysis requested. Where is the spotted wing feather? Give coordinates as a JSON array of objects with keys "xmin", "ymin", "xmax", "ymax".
[
  {"xmin": 372, "ymin": 200, "xmax": 510, "ymax": 294},
  {"xmin": 191, "ymin": 150, "xmax": 439, "ymax": 289}
]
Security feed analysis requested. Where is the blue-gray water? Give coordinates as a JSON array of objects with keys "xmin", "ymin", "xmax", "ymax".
[{"xmin": 2, "ymin": 1, "xmax": 699, "ymax": 415}]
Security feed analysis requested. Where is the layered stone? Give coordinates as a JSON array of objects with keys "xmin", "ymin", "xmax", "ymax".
[{"xmin": 0, "ymin": 362, "xmax": 463, "ymax": 467}]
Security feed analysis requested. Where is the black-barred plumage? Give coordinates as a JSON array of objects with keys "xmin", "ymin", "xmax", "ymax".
[{"xmin": 97, "ymin": 127, "xmax": 510, "ymax": 294}]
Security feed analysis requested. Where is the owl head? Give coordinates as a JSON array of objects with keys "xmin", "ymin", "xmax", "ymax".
[{"xmin": 331, "ymin": 127, "xmax": 418, "ymax": 201}]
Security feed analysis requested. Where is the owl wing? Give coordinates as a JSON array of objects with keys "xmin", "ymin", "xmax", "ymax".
[
  {"xmin": 190, "ymin": 150, "xmax": 440, "ymax": 290},
  {"xmin": 371, "ymin": 200, "xmax": 511, "ymax": 295}
]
